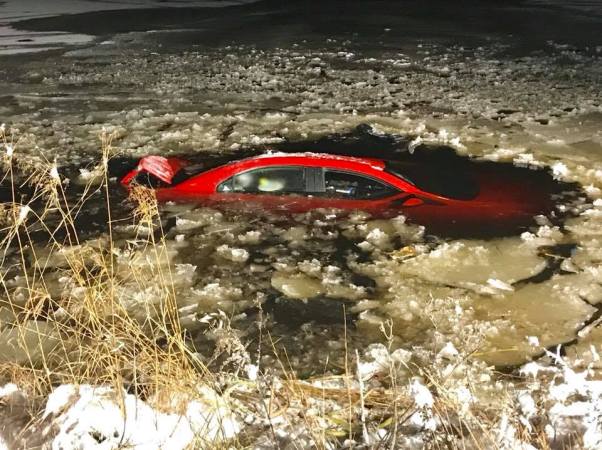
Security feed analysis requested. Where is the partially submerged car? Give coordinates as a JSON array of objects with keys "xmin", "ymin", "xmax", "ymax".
[{"xmin": 121, "ymin": 152, "xmax": 556, "ymax": 234}]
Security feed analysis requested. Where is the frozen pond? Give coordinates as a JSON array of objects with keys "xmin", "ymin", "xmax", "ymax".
[{"xmin": 1, "ymin": 0, "xmax": 601, "ymax": 376}]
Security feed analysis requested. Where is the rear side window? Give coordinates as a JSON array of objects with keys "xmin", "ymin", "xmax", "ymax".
[
  {"xmin": 218, "ymin": 167, "xmax": 306, "ymax": 194},
  {"xmin": 324, "ymin": 170, "xmax": 398, "ymax": 199}
]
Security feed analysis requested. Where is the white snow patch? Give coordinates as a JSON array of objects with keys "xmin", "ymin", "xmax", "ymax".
[
  {"xmin": 245, "ymin": 364, "xmax": 259, "ymax": 381},
  {"xmin": 437, "ymin": 342, "xmax": 459, "ymax": 359},
  {"xmin": 49, "ymin": 165, "xmax": 60, "ymax": 180},
  {"xmin": 17, "ymin": 205, "xmax": 31, "ymax": 225},
  {"xmin": 410, "ymin": 379, "xmax": 434, "ymax": 408},
  {"xmin": 518, "ymin": 391, "xmax": 537, "ymax": 419},
  {"xmin": 0, "ymin": 383, "xmax": 19, "ymax": 397},
  {"xmin": 357, "ymin": 344, "xmax": 412, "ymax": 380},
  {"xmin": 408, "ymin": 136, "xmax": 423, "ymax": 153},
  {"xmin": 44, "ymin": 384, "xmax": 239, "ymax": 449}
]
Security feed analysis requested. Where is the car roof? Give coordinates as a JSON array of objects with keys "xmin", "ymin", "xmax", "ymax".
[{"xmin": 240, "ymin": 152, "xmax": 387, "ymax": 170}]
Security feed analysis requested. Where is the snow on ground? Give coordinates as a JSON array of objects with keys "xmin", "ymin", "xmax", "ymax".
[
  {"xmin": 4, "ymin": 350, "xmax": 602, "ymax": 448},
  {"xmin": 0, "ymin": 383, "xmax": 239, "ymax": 449}
]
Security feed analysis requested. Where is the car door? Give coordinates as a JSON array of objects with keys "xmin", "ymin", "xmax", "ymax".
[
  {"xmin": 213, "ymin": 166, "xmax": 314, "ymax": 212},
  {"xmin": 305, "ymin": 168, "xmax": 406, "ymax": 212}
]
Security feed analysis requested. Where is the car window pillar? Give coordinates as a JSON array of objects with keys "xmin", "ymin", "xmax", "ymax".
[{"xmin": 306, "ymin": 167, "xmax": 325, "ymax": 194}]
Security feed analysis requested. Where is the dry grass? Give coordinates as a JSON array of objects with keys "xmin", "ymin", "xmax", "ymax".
[{"xmin": 0, "ymin": 130, "xmax": 203, "ymax": 413}]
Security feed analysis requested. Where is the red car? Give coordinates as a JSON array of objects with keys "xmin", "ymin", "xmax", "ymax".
[{"xmin": 121, "ymin": 152, "xmax": 556, "ymax": 235}]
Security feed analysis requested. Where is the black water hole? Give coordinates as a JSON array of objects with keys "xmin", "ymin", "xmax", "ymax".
[{"xmin": 123, "ymin": 124, "xmax": 581, "ymax": 238}]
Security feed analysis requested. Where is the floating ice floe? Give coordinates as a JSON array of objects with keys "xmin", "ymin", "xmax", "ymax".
[
  {"xmin": 0, "ymin": 321, "xmax": 61, "ymax": 365},
  {"xmin": 394, "ymin": 238, "xmax": 547, "ymax": 290},
  {"xmin": 216, "ymin": 245, "xmax": 249, "ymax": 263}
]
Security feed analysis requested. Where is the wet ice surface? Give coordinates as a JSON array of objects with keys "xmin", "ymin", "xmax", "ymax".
[{"xmin": 1, "ymin": 2, "xmax": 602, "ymax": 379}]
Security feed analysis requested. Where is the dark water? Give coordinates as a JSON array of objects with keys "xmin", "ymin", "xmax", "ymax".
[{"xmin": 12, "ymin": 0, "xmax": 602, "ymax": 55}]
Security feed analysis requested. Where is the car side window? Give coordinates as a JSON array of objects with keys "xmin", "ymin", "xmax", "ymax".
[
  {"xmin": 324, "ymin": 170, "xmax": 398, "ymax": 199},
  {"xmin": 218, "ymin": 167, "xmax": 306, "ymax": 194}
]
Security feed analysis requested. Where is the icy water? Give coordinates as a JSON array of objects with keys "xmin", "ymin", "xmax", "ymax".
[{"xmin": 1, "ymin": 0, "xmax": 602, "ymax": 374}]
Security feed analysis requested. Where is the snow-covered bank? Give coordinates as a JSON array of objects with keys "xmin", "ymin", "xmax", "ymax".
[
  {"xmin": 0, "ymin": 383, "xmax": 239, "ymax": 449},
  {"xmin": 2, "ymin": 348, "xmax": 602, "ymax": 449}
]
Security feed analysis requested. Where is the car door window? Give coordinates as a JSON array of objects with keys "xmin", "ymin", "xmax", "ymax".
[
  {"xmin": 324, "ymin": 170, "xmax": 398, "ymax": 199},
  {"xmin": 218, "ymin": 167, "xmax": 306, "ymax": 194}
]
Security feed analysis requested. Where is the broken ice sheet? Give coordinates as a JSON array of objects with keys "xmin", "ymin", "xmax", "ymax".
[
  {"xmin": 565, "ymin": 323, "xmax": 602, "ymax": 369},
  {"xmin": 0, "ymin": 321, "xmax": 62, "ymax": 366},
  {"xmin": 2, "ymin": 31, "xmax": 602, "ymax": 384},
  {"xmin": 271, "ymin": 272, "xmax": 324, "ymax": 299},
  {"xmin": 473, "ymin": 273, "xmax": 600, "ymax": 365},
  {"xmin": 351, "ymin": 233, "xmax": 601, "ymax": 366},
  {"xmin": 271, "ymin": 269, "xmax": 365, "ymax": 301},
  {"xmin": 394, "ymin": 237, "xmax": 548, "ymax": 291}
]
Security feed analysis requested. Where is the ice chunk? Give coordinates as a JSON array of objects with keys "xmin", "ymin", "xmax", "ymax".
[
  {"xmin": 238, "ymin": 230, "xmax": 262, "ymax": 244},
  {"xmin": 192, "ymin": 282, "xmax": 244, "ymax": 312},
  {"xmin": 365, "ymin": 228, "xmax": 391, "ymax": 250},
  {"xmin": 527, "ymin": 336, "xmax": 540, "ymax": 347},
  {"xmin": 396, "ymin": 238, "xmax": 547, "ymax": 290},
  {"xmin": 474, "ymin": 274, "xmax": 597, "ymax": 365},
  {"xmin": 552, "ymin": 161, "xmax": 570, "ymax": 180},
  {"xmin": 0, "ymin": 321, "xmax": 61, "ymax": 365},
  {"xmin": 216, "ymin": 245, "xmax": 249, "ymax": 263},
  {"xmin": 487, "ymin": 278, "xmax": 514, "ymax": 292},
  {"xmin": 565, "ymin": 325, "xmax": 602, "ymax": 369},
  {"xmin": 271, "ymin": 272, "xmax": 324, "ymax": 299}
]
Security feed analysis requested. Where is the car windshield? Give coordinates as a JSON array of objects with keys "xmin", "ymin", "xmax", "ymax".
[{"xmin": 385, "ymin": 161, "xmax": 479, "ymax": 200}]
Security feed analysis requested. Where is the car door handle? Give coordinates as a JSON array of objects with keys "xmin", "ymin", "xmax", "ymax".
[{"xmin": 391, "ymin": 195, "xmax": 424, "ymax": 207}]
